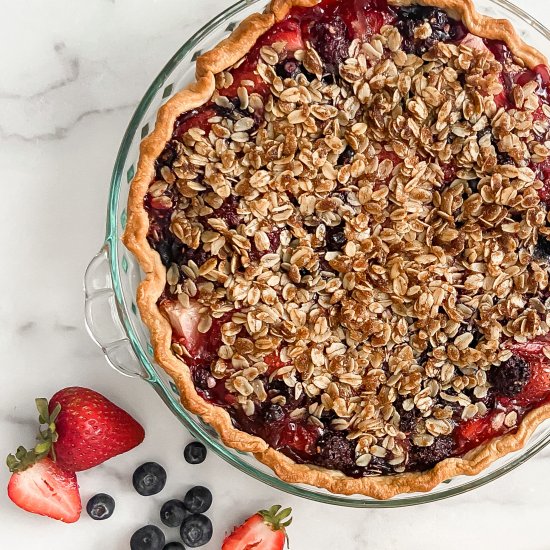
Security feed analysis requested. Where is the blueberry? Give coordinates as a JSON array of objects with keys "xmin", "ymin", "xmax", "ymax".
[
  {"xmin": 395, "ymin": 6, "xmax": 465, "ymax": 56},
  {"xmin": 180, "ymin": 514, "xmax": 213, "ymax": 548},
  {"xmin": 534, "ymin": 236, "xmax": 550, "ymax": 261},
  {"xmin": 488, "ymin": 355, "xmax": 531, "ymax": 397},
  {"xmin": 155, "ymin": 240, "xmax": 173, "ymax": 267},
  {"xmin": 325, "ymin": 223, "xmax": 346, "ymax": 251},
  {"xmin": 133, "ymin": 462, "xmax": 167, "ymax": 496},
  {"xmin": 467, "ymin": 179, "xmax": 480, "ymax": 194},
  {"xmin": 130, "ymin": 525, "xmax": 166, "ymax": 550},
  {"xmin": 497, "ymin": 151, "xmax": 514, "ymax": 165},
  {"xmin": 86, "ymin": 493, "xmax": 115, "ymax": 520},
  {"xmin": 338, "ymin": 146, "xmax": 355, "ymax": 165},
  {"xmin": 363, "ymin": 455, "xmax": 394, "ymax": 475},
  {"xmin": 184, "ymin": 442, "xmax": 207, "ymax": 465},
  {"xmin": 263, "ymin": 403, "xmax": 285, "ymax": 423},
  {"xmin": 160, "ymin": 499, "xmax": 189, "ymax": 528},
  {"xmin": 408, "ymin": 435, "xmax": 455, "ymax": 471},
  {"xmin": 155, "ymin": 141, "xmax": 178, "ymax": 175},
  {"xmin": 183, "ymin": 486, "xmax": 212, "ymax": 514},
  {"xmin": 163, "ymin": 544, "xmax": 185, "ymax": 550},
  {"xmin": 275, "ymin": 59, "xmax": 300, "ymax": 79}
]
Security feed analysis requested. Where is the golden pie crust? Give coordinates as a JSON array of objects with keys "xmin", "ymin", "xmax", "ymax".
[{"xmin": 123, "ymin": 0, "xmax": 550, "ymax": 498}]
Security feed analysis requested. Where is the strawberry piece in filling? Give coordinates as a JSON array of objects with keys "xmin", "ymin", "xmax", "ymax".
[{"xmin": 454, "ymin": 338, "xmax": 550, "ymax": 455}]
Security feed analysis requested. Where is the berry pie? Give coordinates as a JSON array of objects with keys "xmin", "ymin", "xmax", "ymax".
[{"xmin": 124, "ymin": 0, "xmax": 550, "ymax": 497}]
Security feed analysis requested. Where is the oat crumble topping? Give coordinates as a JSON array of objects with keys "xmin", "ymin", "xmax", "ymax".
[{"xmin": 145, "ymin": 5, "xmax": 550, "ymax": 474}]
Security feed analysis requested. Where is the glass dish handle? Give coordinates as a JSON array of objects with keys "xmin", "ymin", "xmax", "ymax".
[{"xmin": 84, "ymin": 247, "xmax": 145, "ymax": 378}]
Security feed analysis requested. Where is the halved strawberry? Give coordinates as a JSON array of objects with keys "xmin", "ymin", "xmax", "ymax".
[
  {"xmin": 7, "ymin": 391, "xmax": 144, "ymax": 475},
  {"xmin": 7, "ymin": 457, "xmax": 81, "ymax": 523},
  {"xmin": 222, "ymin": 505, "xmax": 292, "ymax": 550}
]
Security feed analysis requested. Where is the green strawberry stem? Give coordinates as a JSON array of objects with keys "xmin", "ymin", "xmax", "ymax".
[
  {"xmin": 6, "ymin": 398, "xmax": 61, "ymax": 473},
  {"xmin": 259, "ymin": 504, "xmax": 292, "ymax": 532},
  {"xmin": 258, "ymin": 505, "xmax": 292, "ymax": 548}
]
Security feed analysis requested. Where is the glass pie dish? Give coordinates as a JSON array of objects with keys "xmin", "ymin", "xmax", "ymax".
[{"xmin": 85, "ymin": 0, "xmax": 550, "ymax": 507}]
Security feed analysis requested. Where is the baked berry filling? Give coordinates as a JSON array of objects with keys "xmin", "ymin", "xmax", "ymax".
[{"xmin": 145, "ymin": 0, "xmax": 550, "ymax": 476}]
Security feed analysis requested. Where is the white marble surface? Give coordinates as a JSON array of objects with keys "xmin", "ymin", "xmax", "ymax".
[{"xmin": 2, "ymin": 0, "xmax": 550, "ymax": 548}]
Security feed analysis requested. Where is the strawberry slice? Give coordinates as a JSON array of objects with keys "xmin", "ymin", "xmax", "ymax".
[
  {"xmin": 222, "ymin": 505, "xmax": 292, "ymax": 550},
  {"xmin": 264, "ymin": 351, "xmax": 290, "ymax": 374},
  {"xmin": 454, "ymin": 411, "xmax": 506, "ymax": 454},
  {"xmin": 277, "ymin": 421, "xmax": 320, "ymax": 454},
  {"xmin": 161, "ymin": 299, "xmax": 234, "ymax": 368},
  {"xmin": 161, "ymin": 299, "xmax": 203, "ymax": 357},
  {"xmin": 261, "ymin": 18, "xmax": 304, "ymax": 56},
  {"xmin": 460, "ymin": 33, "xmax": 492, "ymax": 54},
  {"xmin": 510, "ymin": 358, "xmax": 550, "ymax": 407},
  {"xmin": 322, "ymin": 0, "xmax": 392, "ymax": 41},
  {"xmin": 174, "ymin": 106, "xmax": 219, "ymax": 138},
  {"xmin": 455, "ymin": 337, "xmax": 550, "ymax": 453},
  {"xmin": 7, "ymin": 457, "xmax": 81, "ymax": 523},
  {"xmin": 222, "ymin": 18, "xmax": 304, "ymax": 98},
  {"xmin": 531, "ymin": 156, "xmax": 550, "ymax": 204},
  {"xmin": 234, "ymin": 18, "xmax": 305, "ymax": 77},
  {"xmin": 509, "ymin": 336, "xmax": 550, "ymax": 403},
  {"xmin": 219, "ymin": 69, "xmax": 269, "ymax": 99}
]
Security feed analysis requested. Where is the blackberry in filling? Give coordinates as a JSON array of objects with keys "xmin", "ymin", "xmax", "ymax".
[
  {"xmin": 409, "ymin": 436, "xmax": 456, "ymax": 471},
  {"xmin": 144, "ymin": 0, "xmax": 550, "ymax": 477},
  {"xmin": 488, "ymin": 356, "xmax": 531, "ymax": 398},
  {"xmin": 309, "ymin": 15, "xmax": 351, "ymax": 71}
]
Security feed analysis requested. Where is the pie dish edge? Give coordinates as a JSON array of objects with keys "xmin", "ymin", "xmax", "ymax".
[{"xmin": 123, "ymin": 0, "xmax": 550, "ymax": 498}]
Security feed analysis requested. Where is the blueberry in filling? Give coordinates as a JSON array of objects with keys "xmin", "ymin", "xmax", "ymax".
[{"xmin": 395, "ymin": 6, "xmax": 466, "ymax": 55}]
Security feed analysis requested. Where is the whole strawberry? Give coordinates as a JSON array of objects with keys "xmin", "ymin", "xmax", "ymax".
[{"xmin": 47, "ymin": 387, "xmax": 145, "ymax": 471}]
